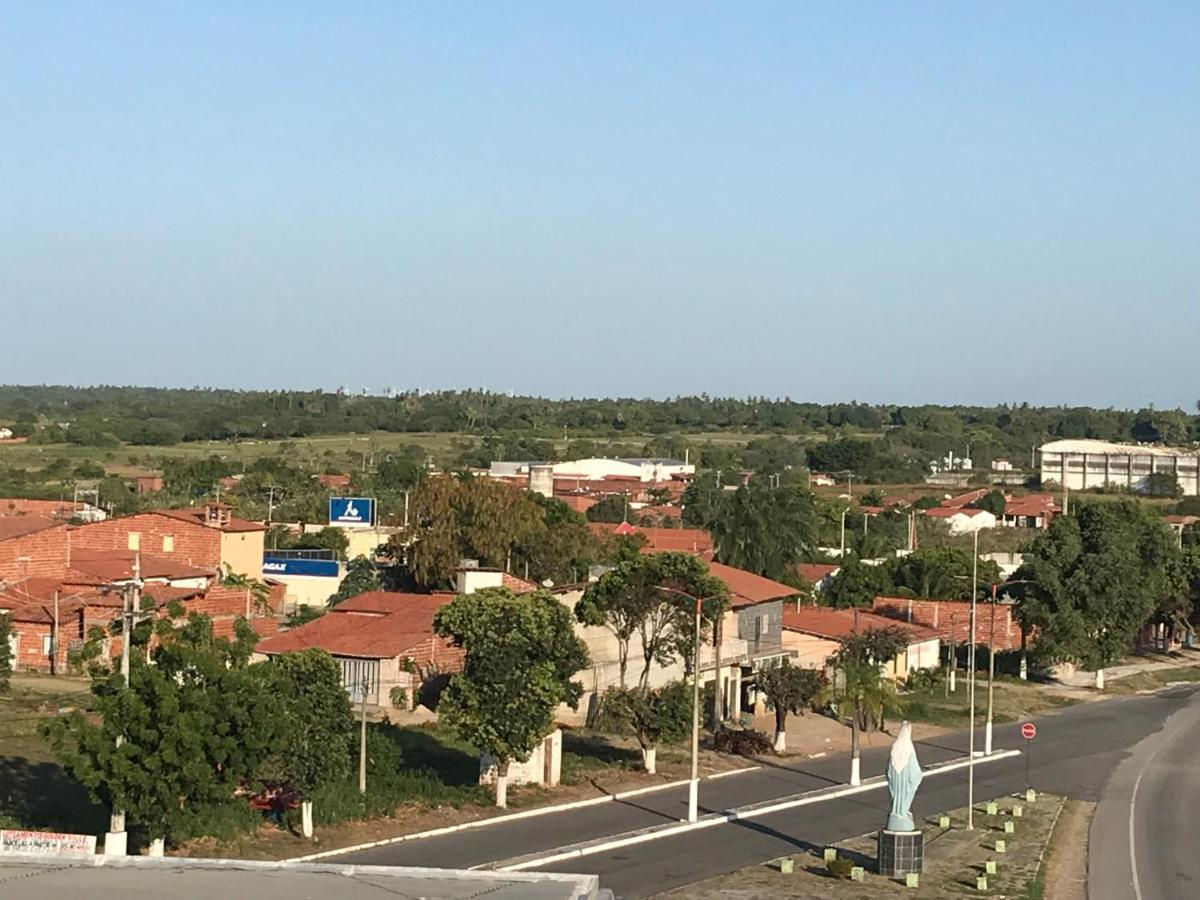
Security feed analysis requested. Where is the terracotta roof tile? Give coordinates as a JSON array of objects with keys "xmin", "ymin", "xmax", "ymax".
[{"xmin": 782, "ymin": 606, "xmax": 940, "ymax": 641}]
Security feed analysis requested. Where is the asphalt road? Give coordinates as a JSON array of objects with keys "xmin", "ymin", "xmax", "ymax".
[
  {"xmin": 1090, "ymin": 682, "xmax": 1200, "ymax": 900},
  {"xmin": 335, "ymin": 686, "xmax": 1200, "ymax": 899}
]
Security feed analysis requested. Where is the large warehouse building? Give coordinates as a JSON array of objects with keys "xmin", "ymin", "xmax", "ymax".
[{"xmin": 1038, "ymin": 439, "xmax": 1200, "ymax": 496}]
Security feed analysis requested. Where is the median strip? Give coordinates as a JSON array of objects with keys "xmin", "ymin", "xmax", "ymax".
[
  {"xmin": 289, "ymin": 764, "xmax": 761, "ymax": 863},
  {"xmin": 491, "ymin": 749, "xmax": 1023, "ymax": 872}
]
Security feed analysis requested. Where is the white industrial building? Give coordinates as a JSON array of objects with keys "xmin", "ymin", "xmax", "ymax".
[
  {"xmin": 489, "ymin": 457, "xmax": 694, "ymax": 483},
  {"xmin": 1038, "ymin": 439, "xmax": 1200, "ymax": 496}
]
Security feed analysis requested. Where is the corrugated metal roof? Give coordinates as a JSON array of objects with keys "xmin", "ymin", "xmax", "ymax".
[{"xmin": 1039, "ymin": 439, "xmax": 1200, "ymax": 458}]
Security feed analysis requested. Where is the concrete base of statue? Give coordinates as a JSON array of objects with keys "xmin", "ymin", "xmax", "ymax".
[{"xmin": 878, "ymin": 829, "xmax": 924, "ymax": 877}]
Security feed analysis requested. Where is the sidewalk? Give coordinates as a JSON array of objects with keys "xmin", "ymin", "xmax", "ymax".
[{"xmin": 1055, "ymin": 648, "xmax": 1200, "ymax": 689}]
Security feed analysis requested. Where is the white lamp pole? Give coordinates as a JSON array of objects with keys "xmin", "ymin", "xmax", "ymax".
[{"xmin": 967, "ymin": 529, "xmax": 978, "ymax": 830}]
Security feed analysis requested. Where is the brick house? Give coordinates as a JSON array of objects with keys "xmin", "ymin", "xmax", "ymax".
[
  {"xmin": 871, "ymin": 595, "xmax": 1023, "ymax": 651},
  {"xmin": 255, "ymin": 592, "xmax": 464, "ymax": 709},
  {"xmin": 70, "ymin": 504, "xmax": 266, "ymax": 578}
]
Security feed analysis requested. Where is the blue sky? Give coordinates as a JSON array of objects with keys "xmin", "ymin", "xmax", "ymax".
[{"xmin": 1, "ymin": 3, "xmax": 1197, "ymax": 408}]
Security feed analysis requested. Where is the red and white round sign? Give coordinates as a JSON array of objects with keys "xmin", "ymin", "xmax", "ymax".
[{"xmin": 1020, "ymin": 722, "xmax": 1037, "ymax": 740}]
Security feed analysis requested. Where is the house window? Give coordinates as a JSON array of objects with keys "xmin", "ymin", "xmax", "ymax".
[
  {"xmin": 42, "ymin": 635, "xmax": 52, "ymax": 656},
  {"xmin": 162, "ymin": 535, "xmax": 174, "ymax": 553},
  {"xmin": 127, "ymin": 532, "xmax": 141, "ymax": 551}
]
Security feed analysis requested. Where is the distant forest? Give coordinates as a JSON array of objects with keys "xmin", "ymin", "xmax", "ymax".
[{"xmin": 1, "ymin": 385, "xmax": 1198, "ymax": 487}]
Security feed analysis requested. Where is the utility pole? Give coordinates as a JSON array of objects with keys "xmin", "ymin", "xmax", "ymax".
[
  {"xmin": 985, "ymin": 584, "xmax": 997, "ymax": 755},
  {"xmin": 106, "ymin": 554, "xmax": 141, "ymax": 856},
  {"xmin": 265, "ymin": 486, "xmax": 278, "ymax": 526},
  {"xmin": 51, "ymin": 590, "xmax": 59, "ymax": 677},
  {"xmin": 359, "ymin": 679, "xmax": 369, "ymax": 794}
]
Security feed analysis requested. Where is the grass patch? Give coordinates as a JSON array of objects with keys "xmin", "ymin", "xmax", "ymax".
[{"xmin": 900, "ymin": 674, "xmax": 1080, "ymax": 727}]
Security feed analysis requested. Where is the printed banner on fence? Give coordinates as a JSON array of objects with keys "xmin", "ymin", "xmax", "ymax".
[{"xmin": 0, "ymin": 829, "xmax": 96, "ymax": 856}]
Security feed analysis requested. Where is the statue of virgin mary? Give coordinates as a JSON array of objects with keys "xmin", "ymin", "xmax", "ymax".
[{"xmin": 885, "ymin": 720, "xmax": 923, "ymax": 832}]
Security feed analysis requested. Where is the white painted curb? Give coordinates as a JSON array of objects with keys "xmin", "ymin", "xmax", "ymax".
[
  {"xmin": 496, "ymin": 748, "xmax": 1023, "ymax": 871},
  {"xmin": 288, "ymin": 764, "xmax": 761, "ymax": 863}
]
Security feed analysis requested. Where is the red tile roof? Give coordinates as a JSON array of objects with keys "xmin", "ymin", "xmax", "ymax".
[
  {"xmin": 0, "ymin": 516, "xmax": 63, "ymax": 542},
  {"xmin": 923, "ymin": 507, "xmax": 990, "ymax": 519},
  {"xmin": 941, "ymin": 489, "xmax": 990, "ymax": 509},
  {"xmin": 0, "ymin": 498, "xmax": 82, "ymax": 519},
  {"xmin": 588, "ymin": 522, "xmax": 713, "ymax": 553},
  {"xmin": 314, "ymin": 474, "xmax": 352, "ymax": 489},
  {"xmin": 64, "ymin": 550, "xmax": 216, "ymax": 583},
  {"xmin": 782, "ymin": 606, "xmax": 940, "ymax": 642},
  {"xmin": 257, "ymin": 593, "xmax": 457, "ymax": 660},
  {"xmin": 1002, "ymin": 495, "xmax": 1058, "ymax": 518},
  {"xmin": 151, "ymin": 508, "xmax": 267, "ymax": 533},
  {"xmin": 795, "ymin": 563, "xmax": 840, "ymax": 585},
  {"xmin": 1165, "ymin": 514, "xmax": 1200, "ymax": 526},
  {"xmin": 703, "ymin": 561, "xmax": 799, "ymax": 609}
]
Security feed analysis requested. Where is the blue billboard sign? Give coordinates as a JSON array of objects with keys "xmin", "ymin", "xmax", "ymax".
[
  {"xmin": 262, "ymin": 556, "xmax": 340, "ymax": 578},
  {"xmin": 329, "ymin": 496, "xmax": 374, "ymax": 526}
]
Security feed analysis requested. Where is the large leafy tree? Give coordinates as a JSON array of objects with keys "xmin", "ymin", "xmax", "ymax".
[
  {"xmin": 708, "ymin": 481, "xmax": 817, "ymax": 581},
  {"xmin": 401, "ymin": 475, "xmax": 593, "ymax": 589},
  {"xmin": 266, "ymin": 649, "xmax": 355, "ymax": 837},
  {"xmin": 825, "ymin": 557, "xmax": 891, "ymax": 609},
  {"xmin": 757, "ymin": 659, "xmax": 822, "ymax": 751},
  {"xmin": 823, "ymin": 627, "xmax": 908, "ymax": 782},
  {"xmin": 1017, "ymin": 500, "xmax": 1186, "ymax": 688},
  {"xmin": 891, "ymin": 547, "xmax": 1001, "ymax": 600},
  {"xmin": 44, "ymin": 614, "xmax": 283, "ymax": 849},
  {"xmin": 434, "ymin": 587, "xmax": 590, "ymax": 807},
  {"xmin": 604, "ymin": 682, "xmax": 691, "ymax": 773},
  {"xmin": 512, "ymin": 494, "xmax": 603, "ymax": 586},
  {"xmin": 586, "ymin": 494, "xmax": 629, "ymax": 524},
  {"xmin": 575, "ymin": 553, "xmax": 728, "ymax": 689},
  {"xmin": 329, "ymin": 555, "xmax": 383, "ymax": 607}
]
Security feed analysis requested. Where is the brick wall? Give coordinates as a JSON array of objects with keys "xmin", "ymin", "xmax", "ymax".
[
  {"xmin": 872, "ymin": 596, "xmax": 1023, "ymax": 650},
  {"xmin": 71, "ymin": 514, "xmax": 223, "ymax": 569},
  {"xmin": 0, "ymin": 525, "xmax": 72, "ymax": 580}
]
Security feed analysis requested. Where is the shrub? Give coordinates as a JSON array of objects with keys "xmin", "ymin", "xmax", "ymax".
[
  {"xmin": 713, "ymin": 728, "xmax": 774, "ymax": 756},
  {"xmin": 826, "ymin": 855, "xmax": 854, "ymax": 879},
  {"xmin": 906, "ymin": 667, "xmax": 943, "ymax": 693},
  {"xmin": 389, "ymin": 686, "xmax": 409, "ymax": 709}
]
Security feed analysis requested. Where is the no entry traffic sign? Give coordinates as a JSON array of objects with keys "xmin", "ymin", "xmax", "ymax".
[{"xmin": 1020, "ymin": 722, "xmax": 1037, "ymax": 740}]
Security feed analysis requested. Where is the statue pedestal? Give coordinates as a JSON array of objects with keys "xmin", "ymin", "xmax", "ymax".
[{"xmin": 878, "ymin": 829, "xmax": 923, "ymax": 877}]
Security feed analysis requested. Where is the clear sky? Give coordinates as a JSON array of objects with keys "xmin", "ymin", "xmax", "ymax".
[{"xmin": 1, "ymin": 3, "xmax": 1197, "ymax": 408}]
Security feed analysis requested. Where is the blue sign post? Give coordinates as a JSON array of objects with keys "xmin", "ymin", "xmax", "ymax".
[{"xmin": 329, "ymin": 497, "xmax": 375, "ymax": 527}]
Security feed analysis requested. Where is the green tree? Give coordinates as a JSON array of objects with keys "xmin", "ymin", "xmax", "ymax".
[
  {"xmin": 1144, "ymin": 472, "xmax": 1182, "ymax": 498},
  {"xmin": 512, "ymin": 495, "xmax": 603, "ymax": 586},
  {"xmin": 604, "ymin": 682, "xmax": 691, "ymax": 773},
  {"xmin": 576, "ymin": 553, "xmax": 728, "ymax": 689},
  {"xmin": 267, "ymin": 649, "xmax": 355, "ymax": 838},
  {"xmin": 822, "ymin": 628, "xmax": 907, "ymax": 782},
  {"xmin": 44, "ymin": 614, "xmax": 281, "ymax": 851},
  {"xmin": 0, "ymin": 613, "xmax": 11, "ymax": 694},
  {"xmin": 290, "ymin": 526, "xmax": 351, "ymax": 561},
  {"xmin": 680, "ymin": 471, "xmax": 727, "ymax": 528},
  {"xmin": 586, "ymin": 494, "xmax": 629, "ymax": 524},
  {"xmin": 1016, "ymin": 500, "xmax": 1180, "ymax": 689},
  {"xmin": 399, "ymin": 475, "xmax": 546, "ymax": 589},
  {"xmin": 328, "ymin": 556, "xmax": 383, "ymax": 606},
  {"xmin": 892, "ymin": 547, "xmax": 1001, "ymax": 600},
  {"xmin": 825, "ymin": 558, "xmax": 890, "ymax": 609},
  {"xmin": 709, "ymin": 482, "xmax": 816, "ymax": 581},
  {"xmin": 757, "ymin": 659, "xmax": 822, "ymax": 752},
  {"xmin": 434, "ymin": 587, "xmax": 590, "ymax": 807},
  {"xmin": 971, "ymin": 490, "xmax": 1007, "ymax": 517}
]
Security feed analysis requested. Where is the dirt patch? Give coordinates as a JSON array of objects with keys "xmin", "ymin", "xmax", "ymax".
[
  {"xmin": 1042, "ymin": 799, "xmax": 1094, "ymax": 900},
  {"xmin": 658, "ymin": 793, "xmax": 1066, "ymax": 898}
]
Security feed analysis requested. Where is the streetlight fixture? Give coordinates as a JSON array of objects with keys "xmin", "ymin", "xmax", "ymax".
[{"xmin": 656, "ymin": 586, "xmax": 722, "ymax": 824}]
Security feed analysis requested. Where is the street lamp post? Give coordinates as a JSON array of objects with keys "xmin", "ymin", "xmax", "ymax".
[
  {"xmin": 656, "ymin": 587, "xmax": 721, "ymax": 824},
  {"xmin": 967, "ymin": 528, "xmax": 978, "ymax": 831}
]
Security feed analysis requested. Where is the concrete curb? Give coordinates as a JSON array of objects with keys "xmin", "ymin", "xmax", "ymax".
[
  {"xmin": 494, "ymin": 748, "xmax": 1023, "ymax": 872},
  {"xmin": 288, "ymin": 764, "xmax": 761, "ymax": 863},
  {"xmin": 0, "ymin": 850, "xmax": 600, "ymax": 895}
]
